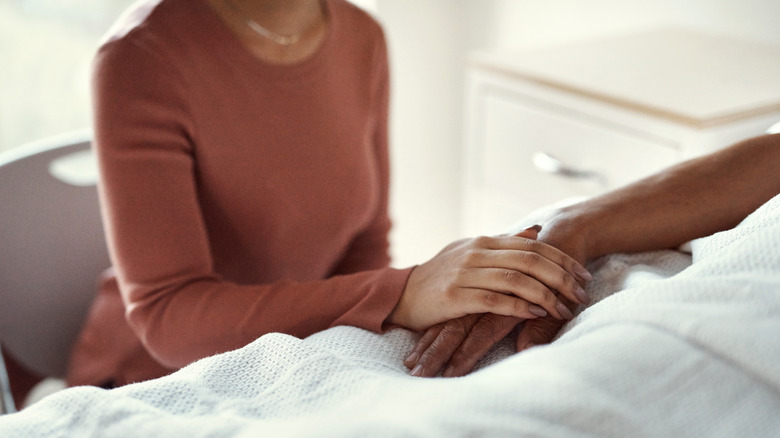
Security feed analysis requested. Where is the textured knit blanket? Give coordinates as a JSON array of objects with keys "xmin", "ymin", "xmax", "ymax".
[{"xmin": 2, "ymin": 195, "xmax": 780, "ymax": 437}]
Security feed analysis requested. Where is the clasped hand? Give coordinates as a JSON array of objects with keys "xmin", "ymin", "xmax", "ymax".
[{"xmin": 388, "ymin": 226, "xmax": 591, "ymax": 377}]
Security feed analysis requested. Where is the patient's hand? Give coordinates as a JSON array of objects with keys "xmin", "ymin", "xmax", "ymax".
[
  {"xmin": 405, "ymin": 303, "xmax": 578, "ymax": 377},
  {"xmin": 405, "ymin": 223, "xmax": 589, "ymax": 377},
  {"xmin": 404, "ymin": 313, "xmax": 520, "ymax": 377}
]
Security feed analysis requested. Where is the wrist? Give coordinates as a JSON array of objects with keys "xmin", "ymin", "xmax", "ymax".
[
  {"xmin": 539, "ymin": 202, "xmax": 602, "ymax": 264},
  {"xmin": 386, "ymin": 265, "xmax": 421, "ymax": 330}
]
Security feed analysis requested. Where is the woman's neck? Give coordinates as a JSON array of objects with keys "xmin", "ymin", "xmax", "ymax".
[
  {"xmin": 209, "ymin": 0, "xmax": 327, "ymax": 64},
  {"xmin": 230, "ymin": 0, "xmax": 322, "ymax": 39}
]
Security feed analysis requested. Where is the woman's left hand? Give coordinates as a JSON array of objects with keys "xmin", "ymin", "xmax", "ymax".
[{"xmin": 405, "ymin": 221, "xmax": 589, "ymax": 377}]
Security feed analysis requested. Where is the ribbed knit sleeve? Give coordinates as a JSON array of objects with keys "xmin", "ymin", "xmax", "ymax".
[{"xmin": 91, "ymin": 0, "xmax": 411, "ymax": 369}]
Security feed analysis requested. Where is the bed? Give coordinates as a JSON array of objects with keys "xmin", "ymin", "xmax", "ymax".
[{"xmin": 1, "ymin": 193, "xmax": 779, "ymax": 437}]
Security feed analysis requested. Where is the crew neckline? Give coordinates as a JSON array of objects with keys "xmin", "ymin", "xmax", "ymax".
[{"xmin": 196, "ymin": 0, "xmax": 335, "ymax": 81}]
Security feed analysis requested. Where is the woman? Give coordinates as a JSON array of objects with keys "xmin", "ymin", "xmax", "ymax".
[{"xmin": 66, "ymin": 0, "xmax": 587, "ymax": 388}]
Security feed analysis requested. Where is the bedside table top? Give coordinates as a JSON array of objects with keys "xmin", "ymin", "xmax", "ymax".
[{"xmin": 471, "ymin": 28, "xmax": 780, "ymax": 128}]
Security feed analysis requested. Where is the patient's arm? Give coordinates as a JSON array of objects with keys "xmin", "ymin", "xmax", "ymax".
[
  {"xmin": 544, "ymin": 132, "xmax": 780, "ymax": 263},
  {"xmin": 406, "ymin": 132, "xmax": 780, "ymax": 378}
]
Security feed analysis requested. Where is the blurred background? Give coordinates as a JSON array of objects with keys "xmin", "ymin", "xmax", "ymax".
[
  {"xmin": 2, "ymin": 0, "xmax": 779, "ymax": 267},
  {"xmin": 0, "ymin": 0, "xmax": 129, "ymax": 151}
]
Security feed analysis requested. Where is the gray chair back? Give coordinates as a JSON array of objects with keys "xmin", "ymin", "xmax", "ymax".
[{"xmin": 0, "ymin": 131, "xmax": 109, "ymax": 413}]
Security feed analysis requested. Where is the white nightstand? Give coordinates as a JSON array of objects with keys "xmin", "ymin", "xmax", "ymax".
[{"xmin": 462, "ymin": 28, "xmax": 780, "ymax": 236}]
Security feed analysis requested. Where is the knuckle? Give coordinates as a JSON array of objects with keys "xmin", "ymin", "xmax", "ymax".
[
  {"xmin": 441, "ymin": 319, "xmax": 469, "ymax": 337},
  {"xmin": 541, "ymin": 289, "xmax": 559, "ymax": 307},
  {"xmin": 450, "ymin": 346, "xmax": 478, "ymax": 370},
  {"xmin": 502, "ymin": 269, "xmax": 525, "ymax": 287},
  {"xmin": 472, "ymin": 235, "xmax": 493, "ymax": 248},
  {"xmin": 419, "ymin": 324, "xmax": 445, "ymax": 343},
  {"xmin": 511, "ymin": 297, "xmax": 530, "ymax": 314},
  {"xmin": 519, "ymin": 251, "xmax": 542, "ymax": 267},
  {"xmin": 526, "ymin": 323, "xmax": 551, "ymax": 341},
  {"xmin": 462, "ymin": 248, "xmax": 481, "ymax": 266},
  {"xmin": 531, "ymin": 317, "xmax": 564, "ymax": 335},
  {"xmin": 477, "ymin": 316, "xmax": 501, "ymax": 333},
  {"xmin": 419, "ymin": 343, "xmax": 441, "ymax": 361},
  {"xmin": 444, "ymin": 286, "xmax": 460, "ymax": 304},
  {"xmin": 450, "ymin": 349, "xmax": 470, "ymax": 366},
  {"xmin": 523, "ymin": 238, "xmax": 541, "ymax": 252},
  {"xmin": 480, "ymin": 291, "xmax": 501, "ymax": 308},
  {"xmin": 471, "ymin": 319, "xmax": 500, "ymax": 342},
  {"xmin": 451, "ymin": 268, "xmax": 468, "ymax": 287},
  {"xmin": 561, "ymin": 271, "xmax": 578, "ymax": 292}
]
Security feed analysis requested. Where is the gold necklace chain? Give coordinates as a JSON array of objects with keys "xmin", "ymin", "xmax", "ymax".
[{"xmin": 223, "ymin": 0, "xmax": 301, "ymax": 46}]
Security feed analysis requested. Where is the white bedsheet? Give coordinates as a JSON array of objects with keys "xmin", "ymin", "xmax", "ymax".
[{"xmin": 2, "ymin": 195, "xmax": 780, "ymax": 437}]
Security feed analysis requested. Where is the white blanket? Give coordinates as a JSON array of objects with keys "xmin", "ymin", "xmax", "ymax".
[{"xmin": 2, "ymin": 195, "xmax": 780, "ymax": 437}]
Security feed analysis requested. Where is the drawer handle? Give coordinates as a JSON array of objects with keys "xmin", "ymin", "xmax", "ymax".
[{"xmin": 532, "ymin": 151, "xmax": 600, "ymax": 180}]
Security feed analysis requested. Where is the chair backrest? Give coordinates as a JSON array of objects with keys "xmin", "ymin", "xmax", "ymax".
[{"xmin": 0, "ymin": 131, "xmax": 110, "ymax": 379}]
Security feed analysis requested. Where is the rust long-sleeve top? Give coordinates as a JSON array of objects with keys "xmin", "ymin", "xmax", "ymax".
[{"xmin": 91, "ymin": 0, "xmax": 411, "ymax": 369}]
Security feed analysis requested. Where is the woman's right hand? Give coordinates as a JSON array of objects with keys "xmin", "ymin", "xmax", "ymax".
[{"xmin": 387, "ymin": 227, "xmax": 591, "ymax": 331}]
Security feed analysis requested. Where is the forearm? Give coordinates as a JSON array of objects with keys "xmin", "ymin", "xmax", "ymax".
[
  {"xmin": 404, "ymin": 134, "xmax": 780, "ymax": 377},
  {"xmin": 546, "ymin": 133, "xmax": 780, "ymax": 262}
]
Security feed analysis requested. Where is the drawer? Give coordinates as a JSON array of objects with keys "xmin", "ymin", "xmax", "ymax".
[{"xmin": 473, "ymin": 92, "xmax": 680, "ymax": 206}]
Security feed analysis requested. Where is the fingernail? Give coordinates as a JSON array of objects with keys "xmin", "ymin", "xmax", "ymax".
[
  {"xmin": 556, "ymin": 301, "xmax": 574, "ymax": 320},
  {"xmin": 442, "ymin": 365, "xmax": 455, "ymax": 378},
  {"xmin": 574, "ymin": 286, "xmax": 590, "ymax": 305},
  {"xmin": 574, "ymin": 264, "xmax": 593, "ymax": 281},
  {"xmin": 410, "ymin": 364, "xmax": 424, "ymax": 377},
  {"xmin": 524, "ymin": 224, "xmax": 542, "ymax": 232},
  {"xmin": 405, "ymin": 352, "xmax": 419, "ymax": 367},
  {"xmin": 529, "ymin": 305, "xmax": 548, "ymax": 317}
]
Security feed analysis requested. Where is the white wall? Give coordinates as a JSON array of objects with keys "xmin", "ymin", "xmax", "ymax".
[
  {"xmin": 374, "ymin": 1, "xmax": 469, "ymax": 266},
  {"xmin": 0, "ymin": 0, "xmax": 137, "ymax": 152},
  {"xmin": 375, "ymin": 0, "xmax": 780, "ymax": 267},
  {"xmin": 478, "ymin": 0, "xmax": 780, "ymax": 49}
]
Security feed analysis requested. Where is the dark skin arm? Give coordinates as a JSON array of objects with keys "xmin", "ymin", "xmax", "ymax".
[{"xmin": 406, "ymin": 132, "xmax": 780, "ymax": 378}]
